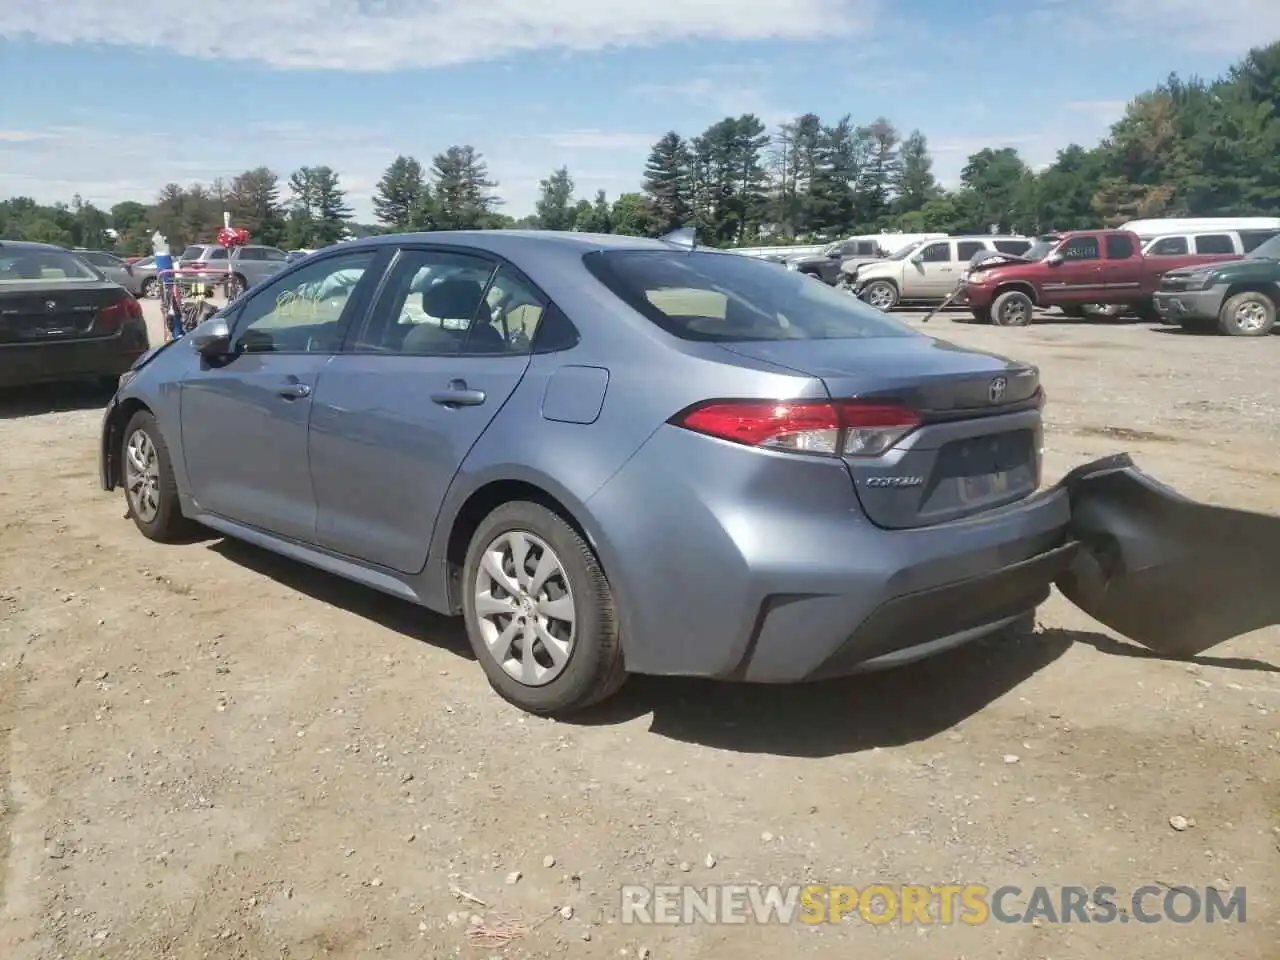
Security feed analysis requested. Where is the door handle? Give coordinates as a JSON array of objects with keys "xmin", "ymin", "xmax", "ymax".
[
  {"xmin": 277, "ymin": 382, "xmax": 311, "ymax": 400},
  {"xmin": 430, "ymin": 379, "xmax": 486, "ymax": 407}
]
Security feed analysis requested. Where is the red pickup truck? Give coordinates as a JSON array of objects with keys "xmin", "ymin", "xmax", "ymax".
[{"xmin": 956, "ymin": 230, "xmax": 1241, "ymax": 326}]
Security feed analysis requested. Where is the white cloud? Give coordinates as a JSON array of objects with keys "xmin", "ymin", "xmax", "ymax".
[{"xmin": 0, "ymin": 0, "xmax": 878, "ymax": 72}]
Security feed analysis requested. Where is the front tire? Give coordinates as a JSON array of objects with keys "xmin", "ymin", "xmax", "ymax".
[
  {"xmin": 121, "ymin": 410, "xmax": 196, "ymax": 542},
  {"xmin": 991, "ymin": 290, "xmax": 1034, "ymax": 327},
  {"xmin": 861, "ymin": 280, "xmax": 899, "ymax": 312},
  {"xmin": 1217, "ymin": 291, "xmax": 1276, "ymax": 337},
  {"xmin": 462, "ymin": 502, "xmax": 626, "ymax": 715}
]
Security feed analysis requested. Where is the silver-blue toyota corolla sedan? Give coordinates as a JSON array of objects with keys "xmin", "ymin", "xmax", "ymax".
[{"xmin": 99, "ymin": 230, "xmax": 1279, "ymax": 714}]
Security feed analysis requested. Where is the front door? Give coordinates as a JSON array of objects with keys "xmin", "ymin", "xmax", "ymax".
[
  {"xmin": 1041, "ymin": 234, "xmax": 1104, "ymax": 305},
  {"xmin": 308, "ymin": 247, "xmax": 546, "ymax": 573},
  {"xmin": 179, "ymin": 248, "xmax": 384, "ymax": 540},
  {"xmin": 907, "ymin": 241, "xmax": 958, "ymax": 299}
]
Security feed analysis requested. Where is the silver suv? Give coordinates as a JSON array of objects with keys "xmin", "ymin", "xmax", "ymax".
[{"xmin": 176, "ymin": 243, "xmax": 291, "ymax": 297}]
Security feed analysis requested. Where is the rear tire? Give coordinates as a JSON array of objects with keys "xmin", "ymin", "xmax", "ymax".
[
  {"xmin": 140, "ymin": 278, "xmax": 156, "ymax": 299},
  {"xmin": 861, "ymin": 280, "xmax": 899, "ymax": 312},
  {"xmin": 991, "ymin": 290, "xmax": 1034, "ymax": 327},
  {"xmin": 462, "ymin": 502, "xmax": 627, "ymax": 715},
  {"xmin": 121, "ymin": 410, "xmax": 196, "ymax": 542},
  {"xmin": 1217, "ymin": 291, "xmax": 1275, "ymax": 337}
]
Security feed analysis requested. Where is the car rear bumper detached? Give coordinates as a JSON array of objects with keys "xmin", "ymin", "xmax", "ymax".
[
  {"xmin": 0, "ymin": 334, "xmax": 148, "ymax": 388},
  {"xmin": 587, "ymin": 429, "xmax": 1280, "ymax": 681},
  {"xmin": 1152, "ymin": 287, "xmax": 1224, "ymax": 323}
]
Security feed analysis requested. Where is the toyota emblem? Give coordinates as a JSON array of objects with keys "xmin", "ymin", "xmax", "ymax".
[
  {"xmin": 44, "ymin": 300, "xmax": 57, "ymax": 312},
  {"xmin": 989, "ymin": 376, "xmax": 1008, "ymax": 402}
]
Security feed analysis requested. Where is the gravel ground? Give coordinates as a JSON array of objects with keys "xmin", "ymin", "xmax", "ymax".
[{"xmin": 1, "ymin": 303, "xmax": 1278, "ymax": 959}]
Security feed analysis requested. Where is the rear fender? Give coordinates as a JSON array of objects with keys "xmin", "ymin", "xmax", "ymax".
[{"xmin": 1056, "ymin": 453, "xmax": 1280, "ymax": 656}]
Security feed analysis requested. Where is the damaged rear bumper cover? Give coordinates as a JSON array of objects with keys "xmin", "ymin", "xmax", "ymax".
[{"xmin": 805, "ymin": 453, "xmax": 1280, "ymax": 678}]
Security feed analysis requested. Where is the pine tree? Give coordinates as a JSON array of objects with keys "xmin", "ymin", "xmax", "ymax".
[
  {"xmin": 373, "ymin": 155, "xmax": 426, "ymax": 231},
  {"xmin": 534, "ymin": 167, "xmax": 576, "ymax": 231},
  {"xmin": 430, "ymin": 146, "xmax": 499, "ymax": 231},
  {"xmin": 642, "ymin": 132, "xmax": 692, "ymax": 234}
]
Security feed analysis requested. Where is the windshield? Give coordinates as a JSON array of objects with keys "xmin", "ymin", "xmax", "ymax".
[
  {"xmin": 1247, "ymin": 234, "xmax": 1280, "ymax": 260},
  {"xmin": 0, "ymin": 249, "xmax": 101, "ymax": 283},
  {"xmin": 583, "ymin": 250, "xmax": 918, "ymax": 342}
]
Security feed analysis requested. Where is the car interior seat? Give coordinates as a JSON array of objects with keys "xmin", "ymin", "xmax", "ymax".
[{"xmin": 399, "ymin": 278, "xmax": 485, "ymax": 353}]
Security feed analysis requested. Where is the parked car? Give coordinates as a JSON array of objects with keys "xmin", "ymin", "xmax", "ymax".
[
  {"xmin": 848, "ymin": 236, "xmax": 1034, "ymax": 310},
  {"xmin": 1121, "ymin": 217, "xmax": 1280, "ymax": 249},
  {"xmin": 0, "ymin": 240, "xmax": 149, "ymax": 388},
  {"xmin": 954, "ymin": 229, "xmax": 1241, "ymax": 326},
  {"xmin": 97, "ymin": 230, "xmax": 1268, "ymax": 714},
  {"xmin": 176, "ymin": 243, "xmax": 291, "ymax": 297},
  {"xmin": 1153, "ymin": 231, "xmax": 1280, "ymax": 336},
  {"xmin": 128, "ymin": 256, "xmax": 161, "ymax": 298},
  {"xmin": 74, "ymin": 249, "xmax": 135, "ymax": 291},
  {"xmin": 789, "ymin": 234, "xmax": 945, "ymax": 285}
]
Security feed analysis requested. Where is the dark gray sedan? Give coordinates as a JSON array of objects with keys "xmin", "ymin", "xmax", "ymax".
[
  {"xmin": 96, "ymin": 230, "xmax": 1278, "ymax": 714},
  {"xmin": 0, "ymin": 241, "xmax": 150, "ymax": 388}
]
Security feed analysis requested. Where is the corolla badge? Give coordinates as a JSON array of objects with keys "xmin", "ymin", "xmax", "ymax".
[{"xmin": 989, "ymin": 376, "xmax": 1008, "ymax": 402}]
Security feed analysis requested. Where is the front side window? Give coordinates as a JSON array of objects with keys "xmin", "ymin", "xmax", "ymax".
[
  {"xmin": 232, "ymin": 250, "xmax": 378, "ymax": 353},
  {"xmin": 919, "ymin": 242, "xmax": 951, "ymax": 263},
  {"xmin": 1060, "ymin": 236, "xmax": 1100, "ymax": 260},
  {"xmin": 583, "ymin": 250, "xmax": 918, "ymax": 343},
  {"xmin": 1149, "ymin": 236, "xmax": 1188, "ymax": 255}
]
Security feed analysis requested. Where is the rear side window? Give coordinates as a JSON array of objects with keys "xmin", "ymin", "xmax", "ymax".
[
  {"xmin": 1149, "ymin": 236, "xmax": 1188, "ymax": 255},
  {"xmin": 1240, "ymin": 230, "xmax": 1280, "ymax": 253},
  {"xmin": 855, "ymin": 241, "xmax": 878, "ymax": 256},
  {"xmin": 238, "ymin": 247, "xmax": 265, "ymax": 261},
  {"xmin": 956, "ymin": 241, "xmax": 986, "ymax": 260},
  {"xmin": 582, "ymin": 250, "xmax": 918, "ymax": 342},
  {"xmin": 993, "ymin": 240, "xmax": 1031, "ymax": 254},
  {"xmin": 1195, "ymin": 234, "xmax": 1234, "ymax": 254},
  {"xmin": 207, "ymin": 247, "xmax": 228, "ymax": 260},
  {"xmin": 1104, "ymin": 234, "xmax": 1134, "ymax": 259}
]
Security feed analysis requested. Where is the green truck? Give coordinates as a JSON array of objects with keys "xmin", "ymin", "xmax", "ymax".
[{"xmin": 1153, "ymin": 233, "xmax": 1280, "ymax": 336}]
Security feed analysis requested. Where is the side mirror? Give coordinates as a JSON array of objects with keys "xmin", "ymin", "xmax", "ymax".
[
  {"xmin": 909, "ymin": 252, "xmax": 923, "ymax": 264},
  {"xmin": 1046, "ymin": 252, "xmax": 1064, "ymax": 267},
  {"xmin": 189, "ymin": 316, "xmax": 232, "ymax": 358}
]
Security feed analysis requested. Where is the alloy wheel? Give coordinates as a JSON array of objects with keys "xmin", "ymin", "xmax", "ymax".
[
  {"xmin": 124, "ymin": 429, "xmax": 161, "ymax": 522},
  {"xmin": 473, "ymin": 531, "xmax": 577, "ymax": 686},
  {"xmin": 1235, "ymin": 300, "xmax": 1268, "ymax": 333}
]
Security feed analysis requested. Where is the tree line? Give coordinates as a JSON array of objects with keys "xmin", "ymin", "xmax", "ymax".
[{"xmin": 2, "ymin": 41, "xmax": 1276, "ymax": 256}]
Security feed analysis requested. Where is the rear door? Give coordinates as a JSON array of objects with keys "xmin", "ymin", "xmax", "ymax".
[
  {"xmin": 307, "ymin": 246, "xmax": 544, "ymax": 573},
  {"xmin": 1100, "ymin": 233, "xmax": 1143, "ymax": 295}
]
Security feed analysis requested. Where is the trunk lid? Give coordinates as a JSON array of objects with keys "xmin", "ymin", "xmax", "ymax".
[
  {"xmin": 719, "ymin": 337, "xmax": 1043, "ymax": 529},
  {"xmin": 0, "ymin": 282, "xmax": 128, "ymax": 344}
]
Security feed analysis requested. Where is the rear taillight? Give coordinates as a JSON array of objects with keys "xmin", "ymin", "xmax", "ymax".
[
  {"xmin": 94, "ymin": 295, "xmax": 141, "ymax": 334},
  {"xmin": 672, "ymin": 399, "xmax": 922, "ymax": 458},
  {"xmin": 1036, "ymin": 388, "xmax": 1047, "ymax": 409}
]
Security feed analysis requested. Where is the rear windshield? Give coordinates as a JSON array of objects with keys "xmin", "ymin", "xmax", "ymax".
[
  {"xmin": 583, "ymin": 250, "xmax": 918, "ymax": 342},
  {"xmin": 0, "ymin": 249, "xmax": 100, "ymax": 283}
]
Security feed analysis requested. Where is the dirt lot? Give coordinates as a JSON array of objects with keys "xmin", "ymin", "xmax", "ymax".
[{"xmin": 1, "ymin": 303, "xmax": 1278, "ymax": 959}]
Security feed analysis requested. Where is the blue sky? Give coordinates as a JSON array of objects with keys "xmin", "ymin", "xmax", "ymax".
[{"xmin": 0, "ymin": 0, "xmax": 1273, "ymax": 222}]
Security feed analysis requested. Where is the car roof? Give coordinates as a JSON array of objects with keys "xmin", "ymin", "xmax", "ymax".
[
  {"xmin": 0, "ymin": 240, "xmax": 68, "ymax": 253},
  {"xmin": 339, "ymin": 229, "xmax": 693, "ymax": 259}
]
